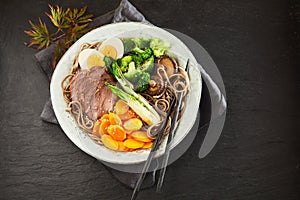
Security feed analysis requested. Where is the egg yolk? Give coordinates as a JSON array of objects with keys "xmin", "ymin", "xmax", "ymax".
[
  {"xmin": 87, "ymin": 54, "xmax": 105, "ymax": 68},
  {"xmin": 100, "ymin": 45, "xmax": 117, "ymax": 59}
]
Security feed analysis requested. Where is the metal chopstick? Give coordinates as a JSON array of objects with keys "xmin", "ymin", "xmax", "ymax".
[
  {"xmin": 156, "ymin": 59, "xmax": 190, "ymax": 191},
  {"xmin": 131, "ymin": 97, "xmax": 176, "ymax": 200}
]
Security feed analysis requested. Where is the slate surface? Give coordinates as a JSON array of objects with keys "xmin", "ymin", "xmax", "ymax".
[{"xmin": 0, "ymin": 0, "xmax": 299, "ymax": 199}]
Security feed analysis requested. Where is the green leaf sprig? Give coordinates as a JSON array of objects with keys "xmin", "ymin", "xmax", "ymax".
[{"xmin": 24, "ymin": 5, "xmax": 93, "ymax": 69}]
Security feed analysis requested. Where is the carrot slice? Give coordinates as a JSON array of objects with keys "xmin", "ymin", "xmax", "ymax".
[
  {"xmin": 118, "ymin": 141, "xmax": 130, "ymax": 152},
  {"xmin": 123, "ymin": 118, "xmax": 143, "ymax": 131},
  {"xmin": 119, "ymin": 109, "xmax": 137, "ymax": 121},
  {"xmin": 101, "ymin": 135, "xmax": 119, "ymax": 151},
  {"xmin": 92, "ymin": 120, "xmax": 101, "ymax": 138},
  {"xmin": 142, "ymin": 142, "xmax": 153, "ymax": 149},
  {"xmin": 114, "ymin": 100, "xmax": 129, "ymax": 115},
  {"xmin": 99, "ymin": 119, "xmax": 110, "ymax": 136},
  {"xmin": 118, "ymin": 112, "xmax": 131, "ymax": 121},
  {"xmin": 126, "ymin": 134, "xmax": 134, "ymax": 139},
  {"xmin": 107, "ymin": 125, "xmax": 126, "ymax": 141},
  {"xmin": 100, "ymin": 113, "xmax": 109, "ymax": 121},
  {"xmin": 123, "ymin": 139, "xmax": 144, "ymax": 149},
  {"xmin": 131, "ymin": 131, "xmax": 152, "ymax": 142},
  {"xmin": 109, "ymin": 112, "xmax": 122, "ymax": 125}
]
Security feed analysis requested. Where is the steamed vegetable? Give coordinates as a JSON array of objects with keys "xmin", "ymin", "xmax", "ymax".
[
  {"xmin": 123, "ymin": 61, "xmax": 152, "ymax": 92},
  {"xmin": 132, "ymin": 54, "xmax": 144, "ymax": 67},
  {"xmin": 123, "ymin": 139, "xmax": 144, "ymax": 149},
  {"xmin": 93, "ymin": 100, "xmax": 154, "ymax": 152},
  {"xmin": 137, "ymin": 38, "xmax": 150, "ymax": 49},
  {"xmin": 123, "ymin": 37, "xmax": 170, "ymax": 58},
  {"xmin": 104, "ymin": 56, "xmax": 114, "ymax": 74},
  {"xmin": 138, "ymin": 38, "xmax": 150, "ymax": 49},
  {"xmin": 140, "ymin": 55, "xmax": 154, "ymax": 73},
  {"xmin": 124, "ymin": 62, "xmax": 142, "ymax": 83},
  {"xmin": 122, "ymin": 38, "xmax": 151, "ymax": 53},
  {"xmin": 135, "ymin": 72, "xmax": 150, "ymax": 93},
  {"xmin": 104, "ymin": 56, "xmax": 160, "ymax": 120},
  {"xmin": 150, "ymin": 38, "xmax": 170, "ymax": 57},
  {"xmin": 130, "ymin": 47, "xmax": 153, "ymax": 69},
  {"xmin": 142, "ymin": 48, "xmax": 153, "ymax": 60},
  {"xmin": 123, "ymin": 39, "xmax": 136, "ymax": 54},
  {"xmin": 105, "ymin": 82, "xmax": 160, "ymax": 125},
  {"xmin": 118, "ymin": 55, "xmax": 132, "ymax": 73},
  {"xmin": 132, "ymin": 47, "xmax": 153, "ymax": 60},
  {"xmin": 105, "ymin": 56, "xmax": 135, "ymax": 90},
  {"xmin": 111, "ymin": 55, "xmax": 153, "ymax": 93}
]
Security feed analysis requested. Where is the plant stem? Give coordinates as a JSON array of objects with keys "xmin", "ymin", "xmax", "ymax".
[{"xmin": 51, "ymin": 33, "xmax": 66, "ymax": 43}]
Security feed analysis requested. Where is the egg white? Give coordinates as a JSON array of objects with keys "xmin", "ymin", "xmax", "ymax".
[
  {"xmin": 78, "ymin": 49, "xmax": 105, "ymax": 69},
  {"xmin": 98, "ymin": 37, "xmax": 124, "ymax": 59}
]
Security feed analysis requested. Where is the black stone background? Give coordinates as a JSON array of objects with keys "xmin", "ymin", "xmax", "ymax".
[{"xmin": 0, "ymin": 0, "xmax": 299, "ymax": 199}]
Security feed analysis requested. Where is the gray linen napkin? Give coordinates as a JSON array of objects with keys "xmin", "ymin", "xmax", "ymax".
[{"xmin": 36, "ymin": 0, "xmax": 227, "ymax": 189}]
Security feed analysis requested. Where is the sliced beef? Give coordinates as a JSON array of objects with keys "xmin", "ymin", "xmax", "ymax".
[{"xmin": 69, "ymin": 66, "xmax": 117, "ymax": 121}]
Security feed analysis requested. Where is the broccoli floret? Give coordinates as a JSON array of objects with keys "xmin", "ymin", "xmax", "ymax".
[
  {"xmin": 128, "ymin": 47, "xmax": 154, "ymax": 72},
  {"xmin": 153, "ymin": 48, "xmax": 165, "ymax": 57},
  {"xmin": 127, "ymin": 38, "xmax": 150, "ymax": 49},
  {"xmin": 131, "ymin": 38, "xmax": 141, "ymax": 45},
  {"xmin": 124, "ymin": 62, "xmax": 142, "ymax": 83},
  {"xmin": 119, "ymin": 55, "xmax": 132, "ymax": 73},
  {"xmin": 141, "ymin": 48, "xmax": 153, "ymax": 60},
  {"xmin": 120, "ymin": 64, "xmax": 129, "ymax": 74},
  {"xmin": 131, "ymin": 47, "xmax": 153, "ymax": 66},
  {"xmin": 124, "ymin": 38, "xmax": 168, "ymax": 56},
  {"xmin": 132, "ymin": 47, "xmax": 144, "ymax": 54},
  {"xmin": 150, "ymin": 38, "xmax": 170, "ymax": 57},
  {"xmin": 140, "ymin": 55, "xmax": 154, "ymax": 73},
  {"xmin": 123, "ymin": 61, "xmax": 151, "ymax": 92},
  {"xmin": 138, "ymin": 38, "xmax": 151, "ymax": 49},
  {"xmin": 132, "ymin": 54, "xmax": 144, "ymax": 67},
  {"xmin": 132, "ymin": 47, "xmax": 153, "ymax": 60},
  {"xmin": 123, "ymin": 39, "xmax": 137, "ymax": 54},
  {"xmin": 135, "ymin": 72, "xmax": 150, "ymax": 93}
]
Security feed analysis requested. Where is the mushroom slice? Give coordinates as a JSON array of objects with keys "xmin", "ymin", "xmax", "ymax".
[
  {"xmin": 146, "ymin": 75, "xmax": 166, "ymax": 97},
  {"xmin": 157, "ymin": 55, "xmax": 178, "ymax": 77}
]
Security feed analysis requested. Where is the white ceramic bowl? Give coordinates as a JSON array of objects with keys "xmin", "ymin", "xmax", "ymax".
[{"xmin": 50, "ymin": 22, "xmax": 202, "ymax": 165}]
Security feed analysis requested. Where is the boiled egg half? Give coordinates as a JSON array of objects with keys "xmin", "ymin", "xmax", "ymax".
[
  {"xmin": 98, "ymin": 37, "xmax": 124, "ymax": 59},
  {"xmin": 78, "ymin": 48, "xmax": 105, "ymax": 69}
]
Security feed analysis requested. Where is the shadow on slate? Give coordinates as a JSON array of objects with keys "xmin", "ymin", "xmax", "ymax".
[{"xmin": 189, "ymin": 80, "xmax": 211, "ymax": 157}]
